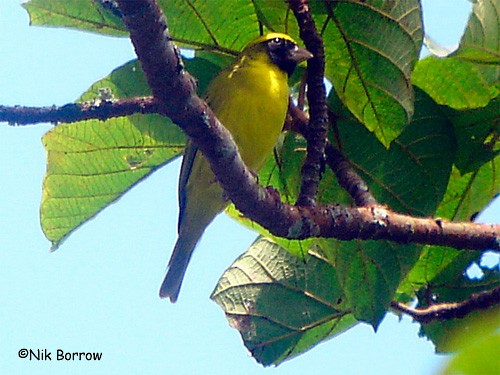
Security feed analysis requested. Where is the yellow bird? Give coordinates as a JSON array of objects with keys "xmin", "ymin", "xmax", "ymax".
[{"xmin": 159, "ymin": 33, "xmax": 313, "ymax": 302}]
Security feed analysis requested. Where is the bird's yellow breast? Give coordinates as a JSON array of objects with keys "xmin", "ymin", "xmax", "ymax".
[{"xmin": 206, "ymin": 54, "xmax": 289, "ymax": 170}]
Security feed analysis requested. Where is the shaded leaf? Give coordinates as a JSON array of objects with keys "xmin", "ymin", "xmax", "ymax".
[
  {"xmin": 330, "ymin": 87, "xmax": 456, "ymax": 217},
  {"xmin": 445, "ymin": 97, "xmax": 499, "ymax": 174},
  {"xmin": 398, "ymin": 246, "xmax": 479, "ymax": 299},
  {"xmin": 319, "ymin": 239, "xmax": 420, "ymax": 327},
  {"xmin": 211, "ymin": 237, "xmax": 357, "ymax": 366}
]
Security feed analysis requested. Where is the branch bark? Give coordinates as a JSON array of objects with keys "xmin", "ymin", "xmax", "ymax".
[
  {"xmin": 2, "ymin": 0, "xmax": 498, "ymax": 252},
  {"xmin": 391, "ymin": 286, "xmax": 500, "ymax": 324},
  {"xmin": 0, "ymin": 97, "xmax": 158, "ymax": 125},
  {"xmin": 289, "ymin": 0, "xmax": 329, "ymax": 207}
]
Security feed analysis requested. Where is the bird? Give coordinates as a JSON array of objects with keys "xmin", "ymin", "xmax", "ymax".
[{"xmin": 159, "ymin": 33, "xmax": 313, "ymax": 302}]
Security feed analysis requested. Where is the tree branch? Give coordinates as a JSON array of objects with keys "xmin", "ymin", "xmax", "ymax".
[
  {"xmin": 0, "ymin": 97, "xmax": 158, "ymax": 125},
  {"xmin": 3, "ymin": 0, "xmax": 496, "ymax": 252},
  {"xmin": 390, "ymin": 286, "xmax": 500, "ymax": 324},
  {"xmin": 287, "ymin": 102, "xmax": 378, "ymax": 207},
  {"xmin": 95, "ymin": 0, "xmax": 500, "ymax": 252},
  {"xmin": 289, "ymin": 0, "xmax": 329, "ymax": 207}
]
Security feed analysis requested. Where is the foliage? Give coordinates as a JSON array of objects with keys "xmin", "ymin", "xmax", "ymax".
[{"xmin": 21, "ymin": 0, "xmax": 499, "ymax": 367}]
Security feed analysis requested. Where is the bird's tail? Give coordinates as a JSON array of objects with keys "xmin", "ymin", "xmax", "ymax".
[{"xmin": 159, "ymin": 232, "xmax": 200, "ymax": 302}]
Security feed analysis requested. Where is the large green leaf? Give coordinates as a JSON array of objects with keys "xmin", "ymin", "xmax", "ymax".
[
  {"xmin": 439, "ymin": 310, "xmax": 500, "ymax": 375},
  {"xmin": 42, "ymin": 115, "xmax": 184, "ymax": 247},
  {"xmin": 211, "ymin": 237, "xmax": 357, "ymax": 366},
  {"xmin": 21, "ymin": 0, "xmax": 299, "ymax": 52},
  {"xmin": 320, "ymin": 0, "xmax": 422, "ymax": 146},
  {"xmin": 23, "ymin": 0, "xmax": 127, "ymax": 36},
  {"xmin": 23, "ymin": 0, "xmax": 422, "ymax": 148},
  {"xmin": 41, "ymin": 57, "xmax": 223, "ymax": 247}
]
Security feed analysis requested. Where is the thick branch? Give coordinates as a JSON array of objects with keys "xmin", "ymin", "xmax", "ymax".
[
  {"xmin": 391, "ymin": 286, "xmax": 500, "ymax": 324},
  {"xmin": 113, "ymin": 0, "xmax": 499, "ymax": 252},
  {"xmin": 0, "ymin": 97, "xmax": 158, "ymax": 125},
  {"xmin": 289, "ymin": 0, "xmax": 329, "ymax": 207}
]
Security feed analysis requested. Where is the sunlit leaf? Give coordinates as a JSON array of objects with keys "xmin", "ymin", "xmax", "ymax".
[
  {"xmin": 41, "ymin": 57, "xmax": 223, "ymax": 247},
  {"xmin": 435, "ymin": 159, "xmax": 500, "ymax": 223},
  {"xmin": 439, "ymin": 311, "xmax": 500, "ymax": 375},
  {"xmin": 413, "ymin": 0, "xmax": 499, "ymax": 109}
]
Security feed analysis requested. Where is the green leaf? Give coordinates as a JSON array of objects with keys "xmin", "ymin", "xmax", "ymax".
[
  {"xmin": 321, "ymin": 0, "xmax": 423, "ymax": 146},
  {"xmin": 452, "ymin": 0, "xmax": 500, "ymax": 65},
  {"xmin": 440, "ymin": 312, "xmax": 500, "ymax": 375},
  {"xmin": 412, "ymin": 56, "xmax": 494, "ymax": 110},
  {"xmin": 22, "ymin": 0, "xmax": 127, "ymax": 36},
  {"xmin": 404, "ymin": 227, "xmax": 500, "ymax": 352},
  {"xmin": 413, "ymin": 0, "xmax": 499, "ymax": 110},
  {"xmin": 41, "ymin": 115, "xmax": 184, "ymax": 247},
  {"xmin": 313, "ymin": 88, "xmax": 455, "ymax": 326},
  {"xmin": 211, "ymin": 237, "xmax": 357, "ymax": 366}
]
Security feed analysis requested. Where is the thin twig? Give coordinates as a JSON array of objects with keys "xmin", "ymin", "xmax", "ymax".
[{"xmin": 390, "ymin": 286, "xmax": 500, "ymax": 324}]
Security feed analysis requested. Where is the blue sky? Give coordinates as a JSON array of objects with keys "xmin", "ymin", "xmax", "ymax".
[{"xmin": 0, "ymin": 1, "xmax": 497, "ymax": 374}]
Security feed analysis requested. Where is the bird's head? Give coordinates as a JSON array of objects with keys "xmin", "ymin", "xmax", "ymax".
[{"xmin": 244, "ymin": 33, "xmax": 313, "ymax": 76}]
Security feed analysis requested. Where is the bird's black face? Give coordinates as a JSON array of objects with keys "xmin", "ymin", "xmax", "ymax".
[{"xmin": 266, "ymin": 37, "xmax": 313, "ymax": 76}]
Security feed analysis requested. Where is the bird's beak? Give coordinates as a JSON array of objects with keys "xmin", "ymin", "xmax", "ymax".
[{"xmin": 289, "ymin": 46, "xmax": 314, "ymax": 63}]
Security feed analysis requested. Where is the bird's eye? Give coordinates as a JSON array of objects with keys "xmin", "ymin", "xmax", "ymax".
[{"xmin": 269, "ymin": 37, "xmax": 283, "ymax": 49}]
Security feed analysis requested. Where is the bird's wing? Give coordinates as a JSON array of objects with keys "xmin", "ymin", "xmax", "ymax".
[{"xmin": 177, "ymin": 140, "xmax": 199, "ymax": 232}]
